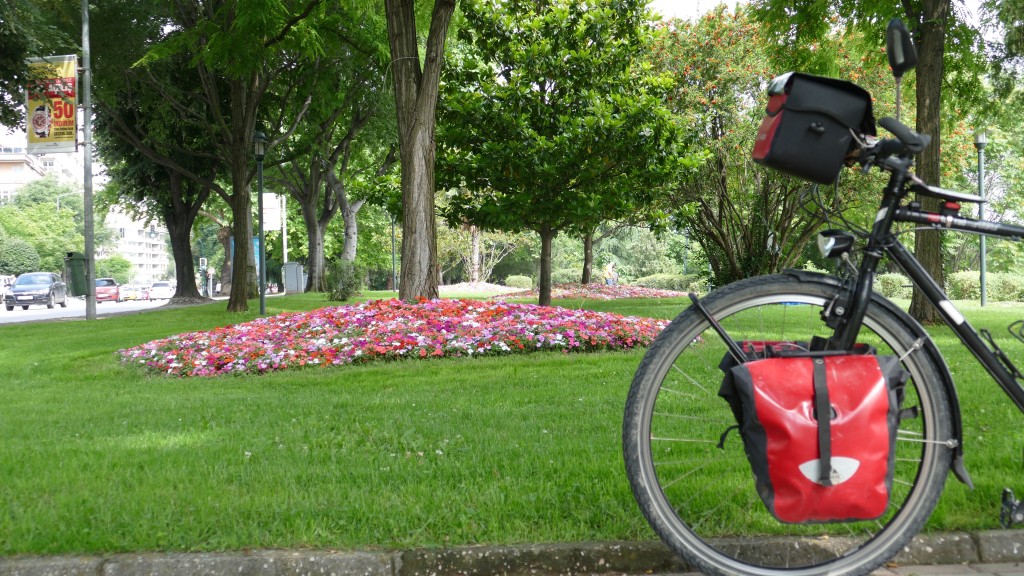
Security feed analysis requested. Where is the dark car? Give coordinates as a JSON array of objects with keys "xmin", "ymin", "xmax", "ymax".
[
  {"xmin": 4, "ymin": 272, "xmax": 68, "ymax": 311},
  {"xmin": 95, "ymin": 277, "xmax": 121, "ymax": 303}
]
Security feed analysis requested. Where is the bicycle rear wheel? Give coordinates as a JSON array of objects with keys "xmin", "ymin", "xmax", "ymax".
[{"xmin": 623, "ymin": 273, "xmax": 953, "ymax": 576}]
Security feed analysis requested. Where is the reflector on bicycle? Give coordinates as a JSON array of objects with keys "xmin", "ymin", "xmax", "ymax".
[
  {"xmin": 719, "ymin": 345, "xmax": 907, "ymax": 523},
  {"xmin": 752, "ymin": 72, "xmax": 876, "ymax": 184}
]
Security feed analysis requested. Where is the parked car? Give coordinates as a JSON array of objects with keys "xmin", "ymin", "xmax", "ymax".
[
  {"xmin": 95, "ymin": 278, "xmax": 121, "ymax": 303},
  {"xmin": 4, "ymin": 272, "xmax": 68, "ymax": 311},
  {"xmin": 148, "ymin": 281, "xmax": 175, "ymax": 300}
]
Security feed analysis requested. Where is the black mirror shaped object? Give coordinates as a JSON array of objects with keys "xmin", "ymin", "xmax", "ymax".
[{"xmin": 886, "ymin": 19, "xmax": 917, "ymax": 78}]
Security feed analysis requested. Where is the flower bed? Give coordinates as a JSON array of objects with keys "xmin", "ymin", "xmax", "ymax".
[
  {"xmin": 496, "ymin": 283, "xmax": 687, "ymax": 301},
  {"xmin": 118, "ymin": 298, "xmax": 668, "ymax": 377}
]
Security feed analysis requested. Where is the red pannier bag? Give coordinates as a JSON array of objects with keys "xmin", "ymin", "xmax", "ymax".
[
  {"xmin": 719, "ymin": 344, "xmax": 907, "ymax": 523},
  {"xmin": 752, "ymin": 72, "xmax": 876, "ymax": 185}
]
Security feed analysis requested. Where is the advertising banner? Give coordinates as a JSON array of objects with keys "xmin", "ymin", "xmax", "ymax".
[{"xmin": 26, "ymin": 55, "xmax": 78, "ymax": 154}]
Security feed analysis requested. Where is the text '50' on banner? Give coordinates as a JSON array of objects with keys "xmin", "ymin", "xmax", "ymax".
[{"xmin": 26, "ymin": 55, "xmax": 78, "ymax": 154}]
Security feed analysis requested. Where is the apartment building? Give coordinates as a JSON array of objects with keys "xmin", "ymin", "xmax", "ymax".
[{"xmin": 1, "ymin": 132, "xmax": 170, "ymax": 283}]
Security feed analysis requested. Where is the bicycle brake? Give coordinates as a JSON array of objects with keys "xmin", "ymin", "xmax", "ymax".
[
  {"xmin": 1009, "ymin": 320, "xmax": 1024, "ymax": 345},
  {"xmin": 1000, "ymin": 488, "xmax": 1024, "ymax": 528}
]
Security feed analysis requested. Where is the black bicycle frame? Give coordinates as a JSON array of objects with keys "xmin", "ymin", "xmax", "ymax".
[{"xmin": 835, "ymin": 195, "xmax": 1024, "ymax": 414}]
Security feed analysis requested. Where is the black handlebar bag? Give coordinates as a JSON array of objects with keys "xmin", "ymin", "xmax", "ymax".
[
  {"xmin": 752, "ymin": 72, "xmax": 876, "ymax": 184},
  {"xmin": 719, "ymin": 345, "xmax": 906, "ymax": 524}
]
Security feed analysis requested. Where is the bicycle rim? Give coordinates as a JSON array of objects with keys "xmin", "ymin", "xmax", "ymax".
[{"xmin": 624, "ymin": 275, "xmax": 951, "ymax": 576}]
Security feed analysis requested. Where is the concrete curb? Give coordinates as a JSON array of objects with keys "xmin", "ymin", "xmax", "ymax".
[{"xmin": 1, "ymin": 531, "xmax": 1021, "ymax": 576}]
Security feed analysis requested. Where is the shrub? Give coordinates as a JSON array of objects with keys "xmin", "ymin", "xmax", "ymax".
[
  {"xmin": 875, "ymin": 273, "xmax": 912, "ymax": 299},
  {"xmin": 634, "ymin": 273, "xmax": 697, "ymax": 291},
  {"xmin": 325, "ymin": 259, "xmax": 363, "ymax": 302},
  {"xmin": 552, "ymin": 268, "xmax": 581, "ymax": 285},
  {"xmin": 946, "ymin": 271, "xmax": 980, "ymax": 301},
  {"xmin": 0, "ymin": 238, "xmax": 41, "ymax": 276},
  {"xmin": 988, "ymin": 273, "xmax": 1024, "ymax": 302},
  {"xmin": 505, "ymin": 275, "xmax": 533, "ymax": 289},
  {"xmin": 688, "ymin": 278, "xmax": 710, "ymax": 294}
]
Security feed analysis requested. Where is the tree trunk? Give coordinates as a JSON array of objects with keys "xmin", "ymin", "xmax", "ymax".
[
  {"xmin": 397, "ymin": 124, "xmax": 440, "ymax": 299},
  {"xmin": 216, "ymin": 223, "xmax": 232, "ymax": 294},
  {"xmin": 167, "ymin": 222, "xmax": 200, "ymax": 298},
  {"xmin": 469, "ymin": 225, "xmax": 481, "ymax": 282},
  {"xmin": 582, "ymin": 229, "xmax": 595, "ymax": 284},
  {"xmin": 385, "ymin": 0, "xmax": 455, "ymax": 302},
  {"xmin": 908, "ymin": 0, "xmax": 949, "ymax": 324},
  {"xmin": 302, "ymin": 202, "xmax": 328, "ymax": 292},
  {"xmin": 225, "ymin": 166, "xmax": 255, "ymax": 312},
  {"xmin": 341, "ymin": 198, "xmax": 365, "ymax": 262},
  {"xmin": 538, "ymin": 225, "xmax": 555, "ymax": 307},
  {"xmin": 162, "ymin": 172, "xmax": 209, "ymax": 299}
]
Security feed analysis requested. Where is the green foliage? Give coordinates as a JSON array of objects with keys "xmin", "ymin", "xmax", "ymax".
[
  {"xmin": 0, "ymin": 238, "xmax": 42, "ymax": 275},
  {"xmin": 875, "ymin": 273, "xmax": 912, "ymax": 300},
  {"xmin": 96, "ymin": 256, "xmax": 134, "ymax": 285},
  {"xmin": 801, "ymin": 260, "xmax": 827, "ymax": 274},
  {"xmin": 947, "ymin": 271, "xmax": 981, "ymax": 301},
  {"xmin": 504, "ymin": 275, "xmax": 533, "ymax": 289},
  {"xmin": 551, "ymin": 268, "xmax": 582, "ymax": 285},
  {"xmin": 325, "ymin": 259, "xmax": 363, "ymax": 302},
  {"xmin": 438, "ymin": 0, "xmax": 700, "ymax": 303},
  {"xmin": 634, "ymin": 273, "xmax": 698, "ymax": 291},
  {"xmin": 0, "ymin": 178, "xmax": 89, "ymax": 273},
  {"xmin": 0, "ymin": 1, "xmax": 72, "ymax": 129},
  {"xmin": 946, "ymin": 271, "xmax": 1024, "ymax": 302},
  {"xmin": 988, "ymin": 273, "xmax": 1024, "ymax": 302},
  {"xmin": 654, "ymin": 7, "xmax": 843, "ymax": 286}
]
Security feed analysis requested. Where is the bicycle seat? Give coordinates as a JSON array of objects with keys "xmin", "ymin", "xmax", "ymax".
[{"xmin": 909, "ymin": 174, "xmax": 985, "ymax": 203}]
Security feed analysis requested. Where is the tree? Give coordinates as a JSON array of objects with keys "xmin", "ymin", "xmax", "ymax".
[
  {"xmin": 0, "ymin": 177, "xmax": 115, "ymax": 272},
  {"xmin": 126, "ymin": 0, "xmax": 331, "ymax": 312},
  {"xmin": 751, "ymin": 0, "xmax": 990, "ymax": 322},
  {"xmin": 94, "ymin": 52, "xmax": 219, "ymax": 301},
  {"xmin": 652, "ymin": 8, "xmax": 838, "ymax": 285},
  {"xmin": 0, "ymin": 0, "xmax": 69, "ymax": 130},
  {"xmin": 96, "ymin": 256, "xmax": 133, "ymax": 284},
  {"xmin": 384, "ymin": 0, "xmax": 457, "ymax": 301},
  {"xmin": 438, "ymin": 0, "xmax": 691, "ymax": 306}
]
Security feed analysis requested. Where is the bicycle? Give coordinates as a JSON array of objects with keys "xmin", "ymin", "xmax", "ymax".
[{"xmin": 622, "ymin": 20, "xmax": 1024, "ymax": 576}]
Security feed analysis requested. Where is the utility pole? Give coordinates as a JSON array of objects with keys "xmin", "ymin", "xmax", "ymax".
[{"xmin": 81, "ymin": 0, "xmax": 96, "ymax": 320}]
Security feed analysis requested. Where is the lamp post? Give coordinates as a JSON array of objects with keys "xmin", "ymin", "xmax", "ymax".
[
  {"xmin": 975, "ymin": 129, "xmax": 987, "ymax": 307},
  {"xmin": 253, "ymin": 131, "xmax": 267, "ymax": 315},
  {"xmin": 55, "ymin": 192, "xmax": 76, "ymax": 212}
]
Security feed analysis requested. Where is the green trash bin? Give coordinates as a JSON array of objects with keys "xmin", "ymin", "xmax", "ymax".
[{"xmin": 65, "ymin": 251, "xmax": 89, "ymax": 297}]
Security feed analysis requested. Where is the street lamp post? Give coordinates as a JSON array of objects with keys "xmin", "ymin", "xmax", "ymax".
[
  {"xmin": 253, "ymin": 131, "xmax": 267, "ymax": 315},
  {"xmin": 975, "ymin": 130, "xmax": 987, "ymax": 307}
]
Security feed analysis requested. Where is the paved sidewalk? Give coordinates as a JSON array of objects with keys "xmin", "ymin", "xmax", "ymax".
[{"xmin": 1, "ymin": 530, "xmax": 1020, "ymax": 576}]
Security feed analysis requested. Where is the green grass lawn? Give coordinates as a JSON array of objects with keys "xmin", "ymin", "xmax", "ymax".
[{"xmin": 0, "ymin": 292, "xmax": 1021, "ymax": 555}]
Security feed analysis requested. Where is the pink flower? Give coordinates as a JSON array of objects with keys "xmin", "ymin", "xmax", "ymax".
[{"xmin": 117, "ymin": 298, "xmax": 669, "ymax": 378}]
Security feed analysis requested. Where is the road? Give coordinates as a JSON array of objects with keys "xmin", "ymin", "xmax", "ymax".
[{"xmin": 0, "ymin": 295, "xmax": 167, "ymax": 325}]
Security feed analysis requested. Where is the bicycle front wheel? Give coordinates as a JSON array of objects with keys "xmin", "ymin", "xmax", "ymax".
[{"xmin": 623, "ymin": 273, "xmax": 953, "ymax": 576}]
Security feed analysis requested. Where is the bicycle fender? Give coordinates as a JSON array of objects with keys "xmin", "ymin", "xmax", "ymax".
[{"xmin": 783, "ymin": 269, "xmax": 973, "ymax": 488}]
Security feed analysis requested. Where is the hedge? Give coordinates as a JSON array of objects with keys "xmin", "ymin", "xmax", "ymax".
[{"xmin": 504, "ymin": 275, "xmax": 533, "ymax": 289}]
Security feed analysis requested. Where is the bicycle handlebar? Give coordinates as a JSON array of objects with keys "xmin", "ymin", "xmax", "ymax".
[
  {"xmin": 877, "ymin": 117, "xmax": 929, "ymax": 154},
  {"xmin": 856, "ymin": 116, "xmax": 932, "ymax": 171}
]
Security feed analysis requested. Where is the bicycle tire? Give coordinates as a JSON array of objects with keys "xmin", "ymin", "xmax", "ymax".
[{"xmin": 623, "ymin": 273, "xmax": 953, "ymax": 576}]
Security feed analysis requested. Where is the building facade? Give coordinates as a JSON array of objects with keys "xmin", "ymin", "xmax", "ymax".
[
  {"xmin": 103, "ymin": 209, "xmax": 170, "ymax": 285},
  {"xmin": 1, "ymin": 133, "xmax": 170, "ymax": 283}
]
